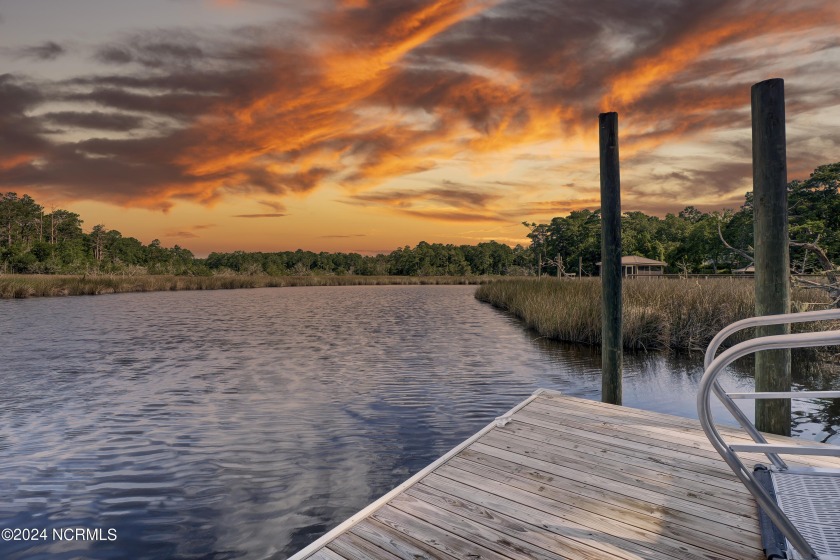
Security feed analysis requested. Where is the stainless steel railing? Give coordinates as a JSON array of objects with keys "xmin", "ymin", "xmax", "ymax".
[
  {"xmin": 698, "ymin": 309, "xmax": 840, "ymax": 560},
  {"xmin": 703, "ymin": 308, "xmax": 840, "ymax": 471}
]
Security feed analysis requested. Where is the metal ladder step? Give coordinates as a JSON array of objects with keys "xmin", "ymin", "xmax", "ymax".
[{"xmin": 771, "ymin": 471, "xmax": 840, "ymax": 559}]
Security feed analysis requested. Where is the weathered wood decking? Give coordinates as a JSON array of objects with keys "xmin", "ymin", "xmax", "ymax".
[{"xmin": 292, "ymin": 390, "xmax": 840, "ymax": 560}]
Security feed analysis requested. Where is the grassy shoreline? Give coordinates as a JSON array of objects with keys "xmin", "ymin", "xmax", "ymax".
[
  {"xmin": 475, "ymin": 277, "xmax": 838, "ymax": 352},
  {"xmin": 0, "ymin": 274, "xmax": 504, "ymax": 299}
]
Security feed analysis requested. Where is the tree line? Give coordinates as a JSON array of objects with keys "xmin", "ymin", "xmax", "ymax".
[
  {"xmin": 0, "ymin": 194, "xmax": 196, "ymax": 275},
  {"xmin": 2, "ymin": 162, "xmax": 838, "ymax": 277},
  {"xmin": 0, "ymin": 193, "xmax": 526, "ymax": 276},
  {"xmin": 525, "ymin": 162, "xmax": 839, "ymax": 277}
]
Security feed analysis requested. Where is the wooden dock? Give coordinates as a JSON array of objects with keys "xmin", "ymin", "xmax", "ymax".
[{"xmin": 291, "ymin": 390, "xmax": 840, "ymax": 560}]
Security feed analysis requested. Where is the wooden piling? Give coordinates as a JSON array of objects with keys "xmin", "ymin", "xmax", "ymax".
[
  {"xmin": 599, "ymin": 112, "xmax": 622, "ymax": 406},
  {"xmin": 752, "ymin": 78, "xmax": 791, "ymax": 436}
]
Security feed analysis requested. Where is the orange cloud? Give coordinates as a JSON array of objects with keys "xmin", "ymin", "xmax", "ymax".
[
  {"xmin": 2, "ymin": 0, "xmax": 840, "ymax": 228},
  {"xmin": 162, "ymin": 2, "xmax": 506, "ymax": 205},
  {"xmin": 322, "ymin": 1, "xmax": 498, "ymax": 88},
  {"xmin": 519, "ymin": 198, "xmax": 602, "ymax": 215},
  {"xmin": 398, "ymin": 209, "xmax": 507, "ymax": 222},
  {"xmin": 603, "ymin": 4, "xmax": 840, "ymax": 111}
]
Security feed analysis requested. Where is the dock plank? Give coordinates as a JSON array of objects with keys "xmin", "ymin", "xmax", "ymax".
[
  {"xmin": 495, "ymin": 417, "xmax": 746, "ymax": 490},
  {"xmin": 307, "ymin": 548, "xmax": 346, "ymax": 560},
  {"xmin": 445, "ymin": 454, "xmax": 761, "ymax": 558},
  {"xmin": 514, "ymin": 405, "xmax": 779, "ymax": 470},
  {"xmin": 292, "ymin": 393, "xmax": 836, "ymax": 560},
  {"xmin": 389, "ymin": 492, "xmax": 570, "ymax": 560},
  {"xmin": 371, "ymin": 504, "xmax": 511, "ymax": 560},
  {"xmin": 530, "ymin": 396, "xmax": 840, "ymax": 468},
  {"xmin": 327, "ymin": 531, "xmax": 403, "ymax": 560},
  {"xmin": 350, "ymin": 518, "xmax": 454, "ymax": 560},
  {"xmin": 405, "ymin": 483, "xmax": 620, "ymax": 560},
  {"xmin": 472, "ymin": 436, "xmax": 758, "ymax": 520},
  {"xmin": 478, "ymin": 425, "xmax": 750, "ymax": 501},
  {"xmin": 420, "ymin": 471, "xmax": 673, "ymax": 560},
  {"xmin": 429, "ymin": 466, "xmax": 738, "ymax": 560}
]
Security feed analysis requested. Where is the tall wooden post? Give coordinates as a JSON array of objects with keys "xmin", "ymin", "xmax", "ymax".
[
  {"xmin": 752, "ymin": 78, "xmax": 791, "ymax": 436},
  {"xmin": 579, "ymin": 256, "xmax": 583, "ymax": 279},
  {"xmin": 599, "ymin": 112, "xmax": 622, "ymax": 405}
]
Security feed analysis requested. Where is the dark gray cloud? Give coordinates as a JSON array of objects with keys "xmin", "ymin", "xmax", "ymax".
[
  {"xmin": 17, "ymin": 41, "xmax": 65, "ymax": 60},
  {"xmin": 640, "ymin": 161, "xmax": 754, "ymax": 198},
  {"xmin": 0, "ymin": 75, "xmax": 51, "ymax": 170},
  {"xmin": 62, "ymin": 87, "xmax": 222, "ymax": 118},
  {"xmin": 349, "ymin": 184, "xmax": 501, "ymax": 210},
  {"xmin": 95, "ymin": 36, "xmax": 205, "ymax": 68},
  {"xmin": 96, "ymin": 46, "xmax": 134, "ymax": 65},
  {"xmin": 425, "ymin": 185, "xmax": 502, "ymax": 208},
  {"xmin": 0, "ymin": 74, "xmax": 44, "ymax": 115},
  {"xmin": 43, "ymin": 111, "xmax": 144, "ymax": 131}
]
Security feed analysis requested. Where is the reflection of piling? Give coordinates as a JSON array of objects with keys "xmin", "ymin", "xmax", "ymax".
[
  {"xmin": 752, "ymin": 78, "xmax": 791, "ymax": 436},
  {"xmin": 599, "ymin": 112, "xmax": 622, "ymax": 406}
]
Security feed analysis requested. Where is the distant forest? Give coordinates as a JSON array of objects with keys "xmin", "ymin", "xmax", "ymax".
[{"xmin": 2, "ymin": 162, "xmax": 838, "ymax": 277}]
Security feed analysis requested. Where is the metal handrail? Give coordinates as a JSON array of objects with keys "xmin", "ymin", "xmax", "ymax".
[
  {"xmin": 698, "ymin": 328, "xmax": 840, "ymax": 560},
  {"xmin": 704, "ymin": 308, "xmax": 840, "ymax": 369},
  {"xmin": 702, "ymin": 308, "xmax": 840, "ymax": 470}
]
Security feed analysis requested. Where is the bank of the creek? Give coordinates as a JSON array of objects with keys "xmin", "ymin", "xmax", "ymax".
[
  {"xmin": 476, "ymin": 277, "xmax": 840, "ymax": 351},
  {"xmin": 0, "ymin": 274, "xmax": 504, "ymax": 299}
]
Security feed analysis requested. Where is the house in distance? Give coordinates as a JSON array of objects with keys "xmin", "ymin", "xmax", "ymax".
[{"xmin": 596, "ymin": 255, "xmax": 666, "ymax": 277}]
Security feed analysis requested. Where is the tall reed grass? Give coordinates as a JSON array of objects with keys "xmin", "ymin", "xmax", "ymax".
[
  {"xmin": 475, "ymin": 277, "xmax": 837, "ymax": 351},
  {"xmin": 0, "ymin": 274, "xmax": 503, "ymax": 299}
]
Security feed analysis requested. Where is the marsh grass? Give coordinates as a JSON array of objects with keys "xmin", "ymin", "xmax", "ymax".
[
  {"xmin": 475, "ymin": 277, "xmax": 838, "ymax": 351},
  {"xmin": 0, "ymin": 274, "xmax": 502, "ymax": 299}
]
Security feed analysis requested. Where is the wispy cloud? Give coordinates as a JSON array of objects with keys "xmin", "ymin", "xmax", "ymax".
[
  {"xmin": 258, "ymin": 199, "xmax": 287, "ymax": 212},
  {"xmin": 398, "ymin": 209, "xmax": 508, "ymax": 223},
  {"xmin": 232, "ymin": 213, "xmax": 287, "ymax": 218},
  {"xmin": 16, "ymin": 41, "xmax": 65, "ymax": 60},
  {"xmin": 43, "ymin": 111, "xmax": 144, "ymax": 131},
  {"xmin": 517, "ymin": 198, "xmax": 602, "ymax": 215},
  {"xmin": 162, "ymin": 223, "xmax": 217, "ymax": 239},
  {"xmin": 349, "ymin": 185, "xmax": 502, "ymax": 209},
  {"xmin": 164, "ymin": 230, "xmax": 200, "ymax": 238},
  {"xmin": 345, "ymin": 181, "xmax": 512, "ymax": 221}
]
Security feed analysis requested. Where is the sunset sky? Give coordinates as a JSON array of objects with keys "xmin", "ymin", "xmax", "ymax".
[{"xmin": 1, "ymin": 0, "xmax": 839, "ymax": 256}]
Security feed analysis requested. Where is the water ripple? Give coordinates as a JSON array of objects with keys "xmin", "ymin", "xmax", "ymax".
[{"xmin": 1, "ymin": 285, "xmax": 838, "ymax": 559}]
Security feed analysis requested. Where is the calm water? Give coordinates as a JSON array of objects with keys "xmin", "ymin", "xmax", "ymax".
[{"xmin": 1, "ymin": 285, "xmax": 838, "ymax": 559}]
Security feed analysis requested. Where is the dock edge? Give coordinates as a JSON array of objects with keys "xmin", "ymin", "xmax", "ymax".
[{"xmin": 287, "ymin": 387, "xmax": 563, "ymax": 560}]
